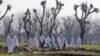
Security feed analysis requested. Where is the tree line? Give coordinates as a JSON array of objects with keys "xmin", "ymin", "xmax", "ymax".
[{"xmin": 0, "ymin": 0, "xmax": 100, "ymax": 45}]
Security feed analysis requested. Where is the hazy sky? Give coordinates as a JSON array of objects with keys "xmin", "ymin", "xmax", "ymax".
[
  {"xmin": 0, "ymin": 0, "xmax": 99, "ymax": 34},
  {"xmin": 0, "ymin": 0, "xmax": 100, "ymax": 17}
]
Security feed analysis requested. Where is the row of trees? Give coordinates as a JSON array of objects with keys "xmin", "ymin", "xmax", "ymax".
[{"xmin": 0, "ymin": 0, "xmax": 99, "ymax": 46}]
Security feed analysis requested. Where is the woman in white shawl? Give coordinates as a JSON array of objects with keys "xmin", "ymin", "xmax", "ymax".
[
  {"xmin": 70, "ymin": 37, "xmax": 75, "ymax": 48},
  {"xmin": 13, "ymin": 35, "xmax": 19, "ymax": 47},
  {"xmin": 26, "ymin": 38, "xmax": 34, "ymax": 52},
  {"xmin": 62, "ymin": 37, "xmax": 68, "ymax": 49},
  {"xmin": 13, "ymin": 34, "xmax": 20, "ymax": 51},
  {"xmin": 57, "ymin": 37, "xmax": 63, "ymax": 49},
  {"xmin": 77, "ymin": 37, "xmax": 82, "ymax": 48},
  {"xmin": 33, "ymin": 36, "xmax": 39, "ymax": 48},
  {"xmin": 40, "ymin": 35, "xmax": 45, "ymax": 48},
  {"xmin": 6, "ymin": 33, "xmax": 14, "ymax": 54},
  {"xmin": 44, "ymin": 37, "xmax": 51, "ymax": 48},
  {"xmin": 51, "ymin": 37, "xmax": 56, "ymax": 48}
]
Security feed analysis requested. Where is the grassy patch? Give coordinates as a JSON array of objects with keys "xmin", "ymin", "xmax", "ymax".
[
  {"xmin": 0, "ymin": 42, "xmax": 100, "ymax": 49},
  {"xmin": 0, "ymin": 42, "xmax": 6, "ymax": 47},
  {"xmin": 0, "ymin": 42, "xmax": 26, "ymax": 47},
  {"xmin": 0, "ymin": 53, "xmax": 17, "ymax": 56},
  {"xmin": 83, "ymin": 45, "xmax": 100, "ymax": 49},
  {"xmin": 0, "ymin": 51, "xmax": 100, "ymax": 56},
  {"xmin": 0, "ymin": 52, "xmax": 31, "ymax": 56},
  {"xmin": 19, "ymin": 43, "xmax": 27, "ymax": 48}
]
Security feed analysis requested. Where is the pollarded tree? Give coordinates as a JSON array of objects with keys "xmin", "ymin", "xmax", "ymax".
[
  {"xmin": 49, "ymin": 0, "xmax": 64, "ymax": 38},
  {"xmin": 23, "ymin": 9, "xmax": 32, "ymax": 41},
  {"xmin": 17, "ymin": 13, "xmax": 24, "ymax": 42},
  {"xmin": 74, "ymin": 2, "xmax": 99, "ymax": 44},
  {"xmin": 7, "ymin": 14, "xmax": 14, "ymax": 34},
  {"xmin": 53, "ymin": 19, "xmax": 63, "ymax": 38},
  {"xmin": 31, "ymin": 15, "xmax": 38, "ymax": 37},
  {"xmin": 33, "ymin": 0, "xmax": 46, "ymax": 36},
  {"xmin": 43, "ymin": 10, "xmax": 52, "ymax": 37},
  {"xmin": 3, "ymin": 14, "xmax": 13, "ymax": 41},
  {"xmin": 62, "ymin": 16, "xmax": 80, "ymax": 43},
  {"xmin": 0, "ymin": 0, "xmax": 11, "ymax": 21}
]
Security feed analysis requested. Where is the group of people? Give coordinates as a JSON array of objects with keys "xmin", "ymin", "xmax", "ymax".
[
  {"xmin": 70, "ymin": 37, "xmax": 82, "ymax": 48},
  {"xmin": 27, "ymin": 35, "xmax": 82, "ymax": 52},
  {"xmin": 6, "ymin": 32, "xmax": 82, "ymax": 54},
  {"xmin": 27, "ymin": 35, "xmax": 68, "ymax": 51}
]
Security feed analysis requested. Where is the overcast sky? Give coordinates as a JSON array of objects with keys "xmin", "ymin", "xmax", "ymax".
[
  {"xmin": 0, "ymin": 0, "xmax": 99, "ymax": 34},
  {"xmin": 0, "ymin": 0, "xmax": 100, "ymax": 17}
]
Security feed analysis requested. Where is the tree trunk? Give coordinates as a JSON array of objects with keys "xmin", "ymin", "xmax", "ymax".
[
  {"xmin": 40, "ymin": 23, "xmax": 43, "ymax": 36},
  {"xmin": 27, "ymin": 32, "xmax": 30, "ymax": 41},
  {"xmin": 49, "ymin": 30, "xmax": 52, "ymax": 38},
  {"xmin": 80, "ymin": 25, "xmax": 85, "ymax": 45},
  {"xmin": 18, "ymin": 28, "xmax": 21, "ymax": 43},
  {"xmin": 25, "ymin": 29, "xmax": 30, "ymax": 42}
]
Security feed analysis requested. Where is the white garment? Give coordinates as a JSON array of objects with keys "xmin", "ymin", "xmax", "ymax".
[
  {"xmin": 77, "ymin": 37, "xmax": 82, "ymax": 48},
  {"xmin": 51, "ymin": 37, "xmax": 56, "ymax": 48},
  {"xmin": 33, "ymin": 36, "xmax": 39, "ymax": 48},
  {"xmin": 57, "ymin": 37, "xmax": 63, "ymax": 49},
  {"xmin": 6, "ymin": 35, "xmax": 14, "ymax": 53},
  {"xmin": 13, "ymin": 35, "xmax": 19, "ymax": 47},
  {"xmin": 62, "ymin": 37, "xmax": 68, "ymax": 48},
  {"xmin": 44, "ymin": 37, "xmax": 51, "ymax": 48},
  {"xmin": 27, "ymin": 38, "xmax": 33, "ymax": 48},
  {"xmin": 40, "ymin": 35, "xmax": 45, "ymax": 44},
  {"xmin": 70, "ymin": 37, "xmax": 75, "ymax": 48}
]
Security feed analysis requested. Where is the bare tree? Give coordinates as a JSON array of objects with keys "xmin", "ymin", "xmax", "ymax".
[
  {"xmin": 3, "ymin": 14, "xmax": 14, "ymax": 41},
  {"xmin": 33, "ymin": 0, "xmax": 46, "ymax": 36},
  {"xmin": 43, "ymin": 10, "xmax": 52, "ymax": 36},
  {"xmin": 0, "ymin": 0, "xmax": 11, "ymax": 21},
  {"xmin": 53, "ymin": 19, "xmax": 63, "ymax": 38},
  {"xmin": 17, "ymin": 14, "xmax": 24, "ymax": 42},
  {"xmin": 62, "ymin": 16, "xmax": 80, "ymax": 43},
  {"xmin": 49, "ymin": 0, "xmax": 64, "ymax": 38},
  {"xmin": 23, "ymin": 9, "xmax": 32, "ymax": 41},
  {"xmin": 62, "ymin": 17, "xmax": 73, "ymax": 38},
  {"xmin": 7, "ymin": 14, "xmax": 14, "ymax": 34},
  {"xmin": 31, "ymin": 16, "xmax": 38, "ymax": 37},
  {"xmin": 93, "ymin": 23, "xmax": 100, "ymax": 45},
  {"xmin": 3, "ymin": 16, "xmax": 10, "ymax": 41},
  {"xmin": 74, "ymin": 2, "xmax": 99, "ymax": 44}
]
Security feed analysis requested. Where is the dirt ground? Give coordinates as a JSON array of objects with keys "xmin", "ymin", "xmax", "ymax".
[{"xmin": 0, "ymin": 47, "xmax": 100, "ymax": 56}]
